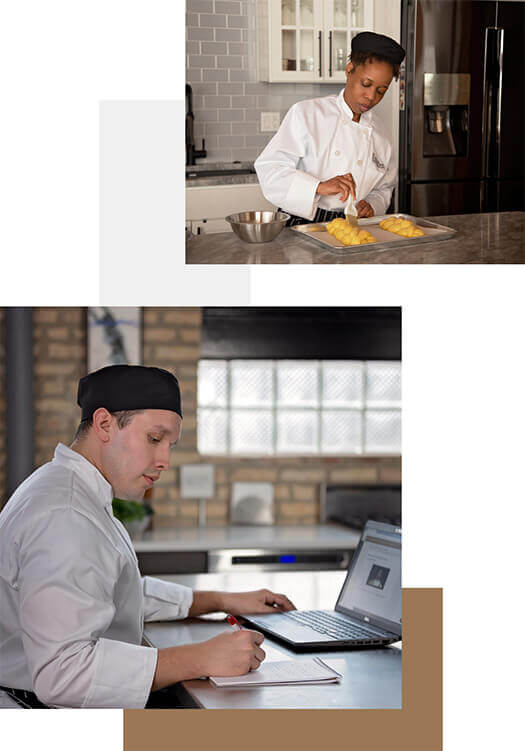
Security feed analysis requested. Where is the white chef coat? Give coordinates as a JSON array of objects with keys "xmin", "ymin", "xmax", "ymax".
[
  {"xmin": 254, "ymin": 89, "xmax": 396, "ymax": 220},
  {"xmin": 0, "ymin": 443, "xmax": 193, "ymax": 708}
]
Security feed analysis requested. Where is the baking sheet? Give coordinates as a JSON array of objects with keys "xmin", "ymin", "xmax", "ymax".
[{"xmin": 290, "ymin": 214, "xmax": 456, "ymax": 255}]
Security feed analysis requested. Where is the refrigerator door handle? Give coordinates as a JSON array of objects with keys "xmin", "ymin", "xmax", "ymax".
[
  {"xmin": 495, "ymin": 28, "xmax": 504, "ymax": 176},
  {"xmin": 482, "ymin": 27, "xmax": 504, "ymax": 180},
  {"xmin": 482, "ymin": 27, "xmax": 492, "ymax": 181}
]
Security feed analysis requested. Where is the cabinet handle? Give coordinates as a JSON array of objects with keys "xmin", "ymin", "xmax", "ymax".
[
  {"xmin": 329, "ymin": 30, "xmax": 333, "ymax": 77},
  {"xmin": 318, "ymin": 30, "xmax": 322, "ymax": 77}
]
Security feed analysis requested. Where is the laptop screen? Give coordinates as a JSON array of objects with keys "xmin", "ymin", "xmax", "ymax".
[{"xmin": 336, "ymin": 521, "xmax": 401, "ymax": 629}]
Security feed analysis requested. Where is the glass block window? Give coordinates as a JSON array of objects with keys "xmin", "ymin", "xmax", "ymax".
[{"xmin": 197, "ymin": 360, "xmax": 401, "ymax": 456}]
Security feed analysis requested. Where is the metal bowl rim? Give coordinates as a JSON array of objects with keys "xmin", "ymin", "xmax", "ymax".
[{"xmin": 225, "ymin": 211, "xmax": 290, "ymax": 225}]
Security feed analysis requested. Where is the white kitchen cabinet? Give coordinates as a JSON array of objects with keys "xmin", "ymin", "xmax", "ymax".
[
  {"xmin": 186, "ymin": 183, "xmax": 276, "ymax": 235},
  {"xmin": 257, "ymin": 0, "xmax": 374, "ymax": 83}
]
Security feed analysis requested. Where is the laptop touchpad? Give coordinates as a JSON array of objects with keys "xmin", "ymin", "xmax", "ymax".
[{"xmin": 246, "ymin": 613, "xmax": 336, "ymax": 643}]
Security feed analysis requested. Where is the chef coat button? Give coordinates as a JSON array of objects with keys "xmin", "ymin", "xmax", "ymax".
[
  {"xmin": 335, "ymin": 150, "xmax": 340, "ymax": 156},
  {"xmin": 357, "ymin": 159, "xmax": 363, "ymax": 166}
]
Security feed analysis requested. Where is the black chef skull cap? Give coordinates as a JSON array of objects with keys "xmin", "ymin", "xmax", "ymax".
[
  {"xmin": 77, "ymin": 364, "xmax": 183, "ymax": 421},
  {"xmin": 351, "ymin": 32, "xmax": 405, "ymax": 66}
]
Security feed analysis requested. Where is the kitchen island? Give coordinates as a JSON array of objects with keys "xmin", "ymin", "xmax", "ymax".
[{"xmin": 186, "ymin": 211, "xmax": 525, "ymax": 264}]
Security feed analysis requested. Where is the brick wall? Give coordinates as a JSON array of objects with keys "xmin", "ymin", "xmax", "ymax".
[
  {"xmin": 186, "ymin": 0, "xmax": 341, "ymax": 163},
  {"xmin": 33, "ymin": 308, "xmax": 87, "ymax": 469},
  {"xmin": 0, "ymin": 307, "xmax": 401, "ymax": 523}
]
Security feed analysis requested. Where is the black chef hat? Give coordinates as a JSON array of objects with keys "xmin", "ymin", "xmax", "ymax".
[
  {"xmin": 351, "ymin": 32, "xmax": 405, "ymax": 66},
  {"xmin": 77, "ymin": 364, "xmax": 183, "ymax": 421}
]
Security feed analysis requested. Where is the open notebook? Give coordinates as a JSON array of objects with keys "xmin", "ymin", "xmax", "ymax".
[{"xmin": 209, "ymin": 658, "xmax": 342, "ymax": 687}]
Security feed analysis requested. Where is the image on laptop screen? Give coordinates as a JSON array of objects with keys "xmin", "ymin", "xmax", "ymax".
[{"xmin": 337, "ymin": 522, "xmax": 401, "ymax": 627}]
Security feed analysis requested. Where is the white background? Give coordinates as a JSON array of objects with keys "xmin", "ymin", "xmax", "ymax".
[{"xmin": 1, "ymin": 2, "xmax": 524, "ymax": 750}]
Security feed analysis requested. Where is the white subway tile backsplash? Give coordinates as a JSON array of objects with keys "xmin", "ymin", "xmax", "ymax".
[
  {"xmin": 218, "ymin": 109, "xmax": 245, "ymax": 122},
  {"xmin": 198, "ymin": 83, "xmax": 220, "ymax": 95},
  {"xmin": 231, "ymin": 122, "xmax": 250, "ymax": 134},
  {"xmin": 216, "ymin": 55, "xmax": 243, "ymax": 69},
  {"xmin": 187, "ymin": 27, "xmax": 214, "ymax": 41},
  {"xmin": 189, "ymin": 55, "xmax": 216, "ymax": 68},
  {"xmin": 229, "ymin": 70, "xmax": 252, "ymax": 81},
  {"xmin": 186, "ymin": 0, "xmax": 341, "ymax": 163},
  {"xmin": 201, "ymin": 41, "xmax": 228, "ymax": 54},
  {"xmin": 218, "ymin": 135, "xmax": 244, "ymax": 147},
  {"xmin": 215, "ymin": 1, "xmax": 242, "ymax": 12},
  {"xmin": 202, "ymin": 69, "xmax": 229, "ymax": 81},
  {"xmin": 189, "ymin": 0, "xmax": 214, "ymax": 11},
  {"xmin": 217, "ymin": 82, "xmax": 244, "ymax": 95},
  {"xmin": 205, "ymin": 122, "xmax": 233, "ymax": 135},
  {"xmin": 215, "ymin": 28, "xmax": 243, "ymax": 41},
  {"xmin": 232, "ymin": 95, "xmax": 255, "ymax": 108},
  {"xmin": 204, "ymin": 95, "xmax": 232, "ymax": 108},
  {"xmin": 199, "ymin": 13, "xmax": 227, "ymax": 27},
  {"xmin": 227, "ymin": 42, "xmax": 249, "ymax": 55},
  {"xmin": 199, "ymin": 109, "xmax": 219, "ymax": 122},
  {"xmin": 187, "ymin": 69, "xmax": 203, "ymax": 83},
  {"xmin": 187, "ymin": 41, "xmax": 200, "ymax": 55},
  {"xmin": 227, "ymin": 15, "xmax": 249, "ymax": 28}
]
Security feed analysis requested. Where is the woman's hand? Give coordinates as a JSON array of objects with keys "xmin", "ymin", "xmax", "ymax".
[
  {"xmin": 316, "ymin": 173, "xmax": 357, "ymax": 203},
  {"xmin": 221, "ymin": 589, "xmax": 296, "ymax": 615},
  {"xmin": 356, "ymin": 199, "xmax": 374, "ymax": 218}
]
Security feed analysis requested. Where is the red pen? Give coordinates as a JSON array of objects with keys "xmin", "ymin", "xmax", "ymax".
[{"xmin": 226, "ymin": 614, "xmax": 242, "ymax": 631}]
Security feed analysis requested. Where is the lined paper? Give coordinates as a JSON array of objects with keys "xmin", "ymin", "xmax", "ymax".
[{"xmin": 209, "ymin": 658, "xmax": 342, "ymax": 687}]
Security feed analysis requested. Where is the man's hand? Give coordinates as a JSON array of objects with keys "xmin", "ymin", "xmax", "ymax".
[
  {"xmin": 316, "ymin": 173, "xmax": 357, "ymax": 203},
  {"xmin": 152, "ymin": 629, "xmax": 266, "ymax": 690},
  {"xmin": 356, "ymin": 199, "xmax": 374, "ymax": 218},
  {"xmin": 199, "ymin": 630, "xmax": 266, "ymax": 676},
  {"xmin": 221, "ymin": 588, "xmax": 296, "ymax": 615}
]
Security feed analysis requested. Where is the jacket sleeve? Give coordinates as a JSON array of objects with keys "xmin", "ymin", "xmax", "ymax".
[
  {"xmin": 254, "ymin": 103, "xmax": 321, "ymax": 220},
  {"xmin": 364, "ymin": 147, "xmax": 397, "ymax": 217},
  {"xmin": 17, "ymin": 508, "xmax": 157, "ymax": 708},
  {"xmin": 142, "ymin": 576, "xmax": 193, "ymax": 622}
]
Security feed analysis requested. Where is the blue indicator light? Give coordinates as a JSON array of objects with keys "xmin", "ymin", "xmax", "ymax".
[{"xmin": 280, "ymin": 555, "xmax": 296, "ymax": 563}]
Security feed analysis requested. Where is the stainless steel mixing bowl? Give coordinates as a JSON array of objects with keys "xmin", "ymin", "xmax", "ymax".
[{"xmin": 225, "ymin": 211, "xmax": 290, "ymax": 243}]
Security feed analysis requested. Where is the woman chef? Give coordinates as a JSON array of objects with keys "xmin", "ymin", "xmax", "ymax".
[{"xmin": 254, "ymin": 32, "xmax": 405, "ymax": 226}]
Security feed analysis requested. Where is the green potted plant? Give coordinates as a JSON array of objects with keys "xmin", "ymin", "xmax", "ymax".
[{"xmin": 112, "ymin": 498, "xmax": 154, "ymax": 537}]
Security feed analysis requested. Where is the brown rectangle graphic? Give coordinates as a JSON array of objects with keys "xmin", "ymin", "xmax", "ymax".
[{"xmin": 124, "ymin": 588, "xmax": 442, "ymax": 751}]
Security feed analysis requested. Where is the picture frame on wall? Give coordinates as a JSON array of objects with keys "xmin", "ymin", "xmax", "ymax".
[{"xmin": 87, "ymin": 307, "xmax": 142, "ymax": 372}]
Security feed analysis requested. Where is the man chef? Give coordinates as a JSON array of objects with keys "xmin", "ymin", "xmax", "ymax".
[
  {"xmin": 255, "ymin": 32, "xmax": 405, "ymax": 226},
  {"xmin": 0, "ymin": 365, "xmax": 295, "ymax": 708}
]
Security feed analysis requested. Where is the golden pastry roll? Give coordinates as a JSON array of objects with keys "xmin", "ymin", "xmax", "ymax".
[{"xmin": 380, "ymin": 216, "xmax": 424, "ymax": 238}]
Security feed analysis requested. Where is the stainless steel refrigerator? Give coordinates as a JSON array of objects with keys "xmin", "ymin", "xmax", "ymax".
[{"xmin": 399, "ymin": 0, "xmax": 525, "ymax": 216}]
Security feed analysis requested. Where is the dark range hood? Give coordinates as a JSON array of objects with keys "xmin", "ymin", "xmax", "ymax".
[{"xmin": 320, "ymin": 484, "xmax": 401, "ymax": 530}]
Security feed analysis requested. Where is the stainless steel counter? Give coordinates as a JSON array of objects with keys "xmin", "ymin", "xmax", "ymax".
[
  {"xmin": 145, "ymin": 570, "xmax": 402, "ymax": 709},
  {"xmin": 186, "ymin": 211, "xmax": 525, "ymax": 264},
  {"xmin": 133, "ymin": 523, "xmax": 360, "ymax": 575},
  {"xmin": 132, "ymin": 523, "xmax": 359, "ymax": 553}
]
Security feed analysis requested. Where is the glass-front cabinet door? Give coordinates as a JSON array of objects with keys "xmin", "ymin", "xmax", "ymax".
[
  {"xmin": 269, "ymin": 0, "xmax": 324, "ymax": 82},
  {"xmin": 266, "ymin": 0, "xmax": 374, "ymax": 83},
  {"xmin": 323, "ymin": 0, "xmax": 374, "ymax": 82}
]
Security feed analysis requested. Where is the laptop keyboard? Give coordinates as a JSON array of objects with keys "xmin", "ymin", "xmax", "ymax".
[{"xmin": 283, "ymin": 610, "xmax": 386, "ymax": 640}]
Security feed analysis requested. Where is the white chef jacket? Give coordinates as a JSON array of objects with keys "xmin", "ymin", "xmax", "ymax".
[
  {"xmin": 254, "ymin": 89, "xmax": 396, "ymax": 220},
  {"xmin": 0, "ymin": 443, "xmax": 193, "ymax": 708}
]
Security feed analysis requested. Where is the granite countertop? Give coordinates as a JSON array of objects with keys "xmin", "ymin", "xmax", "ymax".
[
  {"xmin": 131, "ymin": 522, "xmax": 359, "ymax": 552},
  {"xmin": 186, "ymin": 211, "xmax": 525, "ymax": 264},
  {"xmin": 185, "ymin": 161, "xmax": 258, "ymax": 187}
]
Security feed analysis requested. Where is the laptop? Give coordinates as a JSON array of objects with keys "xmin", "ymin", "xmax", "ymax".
[{"xmin": 241, "ymin": 520, "xmax": 401, "ymax": 649}]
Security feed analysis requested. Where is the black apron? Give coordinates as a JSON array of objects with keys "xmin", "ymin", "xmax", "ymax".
[
  {"xmin": 0, "ymin": 685, "xmax": 51, "ymax": 708},
  {"xmin": 278, "ymin": 207, "xmax": 345, "ymax": 227}
]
